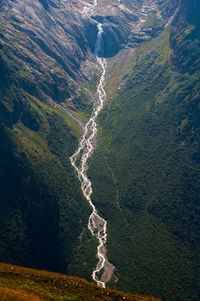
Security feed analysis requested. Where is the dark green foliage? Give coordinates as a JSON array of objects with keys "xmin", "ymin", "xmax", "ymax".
[
  {"xmin": 47, "ymin": 113, "xmax": 77, "ymax": 157},
  {"xmin": 68, "ymin": 228, "xmax": 98, "ymax": 280},
  {"xmin": 88, "ymin": 3, "xmax": 200, "ymax": 299},
  {"xmin": 170, "ymin": 0, "xmax": 200, "ymax": 74},
  {"xmin": 0, "ymin": 40, "xmax": 95, "ymax": 278},
  {"xmin": 0, "ymin": 0, "xmax": 200, "ymax": 298},
  {"xmin": 21, "ymin": 104, "xmax": 41, "ymax": 131},
  {"xmin": 72, "ymin": 91, "xmax": 92, "ymax": 113},
  {"xmin": 0, "ymin": 110, "xmax": 93, "ymax": 275}
]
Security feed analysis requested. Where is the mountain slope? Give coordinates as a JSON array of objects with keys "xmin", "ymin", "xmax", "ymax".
[
  {"xmin": 0, "ymin": 0, "xmax": 100, "ymax": 279},
  {"xmin": 0, "ymin": 0, "xmax": 98, "ymax": 111},
  {"xmin": 0, "ymin": 263, "xmax": 161, "ymax": 301},
  {"xmin": 0, "ymin": 94, "xmax": 98, "ymax": 276},
  {"xmin": 0, "ymin": 0, "xmax": 177, "ymax": 281},
  {"xmin": 88, "ymin": 0, "xmax": 200, "ymax": 300},
  {"xmin": 0, "ymin": 0, "xmax": 200, "ymax": 299},
  {"xmin": 0, "ymin": 45, "xmax": 97, "ymax": 278}
]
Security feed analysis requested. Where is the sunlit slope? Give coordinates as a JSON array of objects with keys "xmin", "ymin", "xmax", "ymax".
[
  {"xmin": 0, "ymin": 263, "xmax": 161, "ymax": 301},
  {"xmin": 88, "ymin": 1, "xmax": 200, "ymax": 300}
]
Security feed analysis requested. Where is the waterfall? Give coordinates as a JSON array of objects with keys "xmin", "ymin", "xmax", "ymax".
[
  {"xmin": 95, "ymin": 23, "xmax": 104, "ymax": 57},
  {"xmin": 70, "ymin": 2, "xmax": 114, "ymax": 288}
]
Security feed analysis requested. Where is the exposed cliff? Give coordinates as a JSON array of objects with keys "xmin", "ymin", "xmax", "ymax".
[
  {"xmin": 0, "ymin": 0, "xmax": 98, "ymax": 106},
  {"xmin": 91, "ymin": 0, "xmax": 179, "ymax": 57}
]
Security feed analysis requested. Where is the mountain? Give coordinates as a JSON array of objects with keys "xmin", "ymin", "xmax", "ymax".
[
  {"xmin": 88, "ymin": 0, "xmax": 200, "ymax": 300},
  {"xmin": 0, "ymin": 263, "xmax": 162, "ymax": 301},
  {"xmin": 0, "ymin": 0, "xmax": 99, "ymax": 278},
  {"xmin": 0, "ymin": 0, "xmax": 200, "ymax": 300}
]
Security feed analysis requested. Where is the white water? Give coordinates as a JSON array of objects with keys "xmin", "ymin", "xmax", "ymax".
[
  {"xmin": 70, "ymin": 1, "xmax": 114, "ymax": 288},
  {"xmin": 165, "ymin": 0, "xmax": 180, "ymax": 28}
]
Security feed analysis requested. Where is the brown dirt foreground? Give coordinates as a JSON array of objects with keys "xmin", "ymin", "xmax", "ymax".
[{"xmin": 0, "ymin": 263, "xmax": 162, "ymax": 301}]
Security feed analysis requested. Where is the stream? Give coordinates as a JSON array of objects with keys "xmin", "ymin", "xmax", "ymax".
[{"xmin": 70, "ymin": 0, "xmax": 114, "ymax": 288}]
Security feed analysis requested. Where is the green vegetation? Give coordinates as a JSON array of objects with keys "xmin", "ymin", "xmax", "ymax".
[
  {"xmin": 142, "ymin": 14, "xmax": 165, "ymax": 36},
  {"xmin": 88, "ymin": 5, "xmax": 200, "ymax": 300},
  {"xmin": 0, "ymin": 38, "xmax": 97, "ymax": 279},
  {"xmin": 71, "ymin": 91, "xmax": 92, "ymax": 123},
  {"xmin": 0, "ymin": 263, "xmax": 162, "ymax": 301},
  {"xmin": 0, "ymin": 92, "xmax": 96, "ymax": 277},
  {"xmin": 84, "ymin": 72, "xmax": 100, "ymax": 94},
  {"xmin": 70, "ymin": 72, "xmax": 100, "ymax": 123},
  {"xmin": 1, "ymin": 1, "xmax": 200, "ymax": 300}
]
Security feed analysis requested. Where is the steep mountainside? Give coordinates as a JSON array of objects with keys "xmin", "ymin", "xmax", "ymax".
[
  {"xmin": 88, "ymin": 0, "xmax": 200, "ymax": 300},
  {"xmin": 0, "ymin": 0, "xmax": 177, "ymax": 277},
  {"xmin": 0, "ymin": 0, "xmax": 99, "ymax": 110},
  {"xmin": 0, "ymin": 0, "xmax": 200, "ymax": 300},
  {"xmin": 0, "ymin": 0, "xmax": 99, "ymax": 278}
]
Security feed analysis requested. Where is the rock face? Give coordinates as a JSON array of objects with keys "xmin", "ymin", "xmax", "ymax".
[
  {"xmin": 0, "ymin": 0, "xmax": 180, "ymax": 127},
  {"xmin": 0, "ymin": 0, "xmax": 97, "ymax": 105},
  {"xmin": 0, "ymin": 0, "xmax": 179, "ymax": 105},
  {"xmin": 90, "ymin": 0, "xmax": 179, "ymax": 57}
]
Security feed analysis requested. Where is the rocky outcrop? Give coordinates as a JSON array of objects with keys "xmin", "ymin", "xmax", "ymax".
[
  {"xmin": 0, "ymin": 0, "xmax": 180, "ymax": 107},
  {"xmin": 0, "ymin": 0, "xmax": 97, "ymax": 105},
  {"xmin": 89, "ymin": 0, "xmax": 179, "ymax": 57}
]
